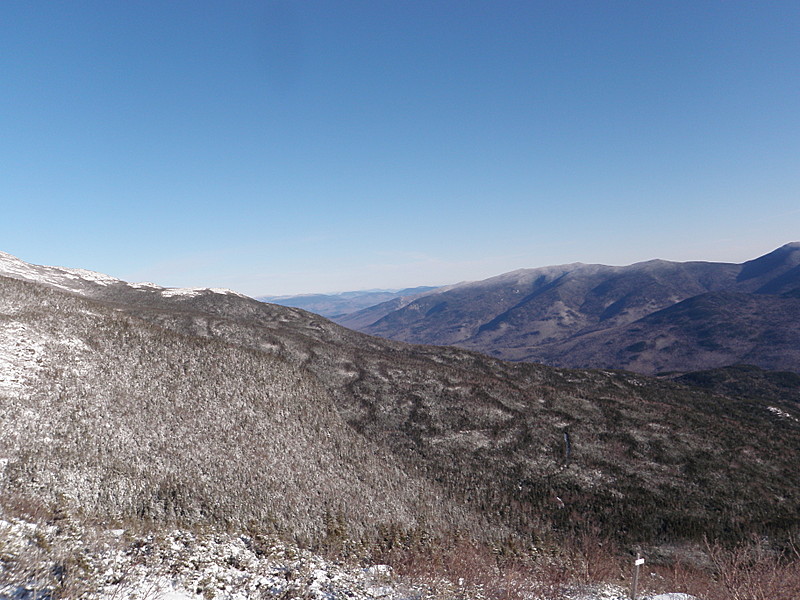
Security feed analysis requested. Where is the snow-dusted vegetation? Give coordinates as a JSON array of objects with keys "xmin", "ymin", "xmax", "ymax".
[
  {"xmin": 1, "ymin": 253, "xmax": 799, "ymax": 598},
  {"xmin": 2, "ymin": 506, "xmax": 796, "ymax": 599},
  {"xmin": 0, "ymin": 512, "xmax": 447, "ymax": 600}
]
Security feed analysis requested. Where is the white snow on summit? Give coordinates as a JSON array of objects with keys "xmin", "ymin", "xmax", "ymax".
[
  {"xmin": 0, "ymin": 251, "xmax": 249, "ymax": 300},
  {"xmin": 0, "ymin": 250, "xmax": 250, "ymax": 393},
  {"xmin": 0, "ymin": 251, "xmax": 122, "ymax": 293},
  {"xmin": 57, "ymin": 266, "xmax": 120, "ymax": 286},
  {"xmin": 130, "ymin": 281, "xmax": 163, "ymax": 289},
  {"xmin": 160, "ymin": 287, "xmax": 248, "ymax": 299}
]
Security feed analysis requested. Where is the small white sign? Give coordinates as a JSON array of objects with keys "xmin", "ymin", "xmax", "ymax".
[{"xmin": 635, "ymin": 558, "xmax": 645, "ymax": 566}]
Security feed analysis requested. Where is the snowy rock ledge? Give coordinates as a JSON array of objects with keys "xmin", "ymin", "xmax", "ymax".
[
  {"xmin": 0, "ymin": 518, "xmax": 430, "ymax": 600},
  {"xmin": 0, "ymin": 516, "xmax": 702, "ymax": 600}
]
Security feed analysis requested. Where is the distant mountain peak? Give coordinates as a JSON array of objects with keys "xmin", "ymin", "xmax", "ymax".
[{"xmin": 737, "ymin": 241, "xmax": 800, "ymax": 283}]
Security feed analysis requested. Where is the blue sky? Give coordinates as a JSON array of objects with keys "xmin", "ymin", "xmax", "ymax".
[{"xmin": 2, "ymin": 1, "xmax": 799, "ymax": 295}]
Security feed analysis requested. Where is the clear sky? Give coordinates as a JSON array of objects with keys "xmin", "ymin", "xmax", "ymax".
[{"xmin": 2, "ymin": 1, "xmax": 799, "ymax": 296}]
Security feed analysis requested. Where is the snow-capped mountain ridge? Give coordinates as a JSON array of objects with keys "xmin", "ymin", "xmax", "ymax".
[{"xmin": 0, "ymin": 251, "xmax": 246, "ymax": 299}]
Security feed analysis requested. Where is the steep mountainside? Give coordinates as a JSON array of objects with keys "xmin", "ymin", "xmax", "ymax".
[
  {"xmin": 531, "ymin": 291, "xmax": 800, "ymax": 373},
  {"xmin": 736, "ymin": 241, "xmax": 800, "ymax": 292},
  {"xmin": 345, "ymin": 243, "xmax": 800, "ymax": 374},
  {"xmin": 0, "ymin": 276, "xmax": 465, "ymax": 545},
  {"xmin": 1, "ymin": 251, "xmax": 798, "ymax": 556}
]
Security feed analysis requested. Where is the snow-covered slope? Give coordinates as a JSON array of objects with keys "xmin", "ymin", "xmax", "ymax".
[
  {"xmin": 0, "ymin": 251, "xmax": 120, "ymax": 292},
  {"xmin": 0, "ymin": 251, "xmax": 246, "ymax": 300},
  {"xmin": 0, "ymin": 251, "xmax": 250, "ymax": 394},
  {"xmin": 0, "ymin": 320, "xmax": 90, "ymax": 392}
]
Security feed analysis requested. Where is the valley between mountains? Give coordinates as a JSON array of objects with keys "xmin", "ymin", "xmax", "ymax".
[{"xmin": 1, "ymin": 248, "xmax": 798, "ymax": 599}]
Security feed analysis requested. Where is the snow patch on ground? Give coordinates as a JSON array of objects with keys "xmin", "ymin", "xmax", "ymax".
[
  {"xmin": 160, "ymin": 288, "xmax": 205, "ymax": 298},
  {"xmin": 767, "ymin": 406, "xmax": 798, "ymax": 422},
  {"xmin": 0, "ymin": 520, "xmax": 441, "ymax": 600},
  {"xmin": 130, "ymin": 281, "xmax": 163, "ymax": 289},
  {"xmin": 160, "ymin": 287, "xmax": 249, "ymax": 299},
  {"xmin": 0, "ymin": 516, "xmax": 702, "ymax": 600}
]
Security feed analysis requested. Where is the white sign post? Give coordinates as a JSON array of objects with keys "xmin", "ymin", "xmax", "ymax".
[{"xmin": 631, "ymin": 553, "xmax": 645, "ymax": 600}]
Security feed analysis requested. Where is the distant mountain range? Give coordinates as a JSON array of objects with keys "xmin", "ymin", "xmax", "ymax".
[
  {"xmin": 259, "ymin": 286, "xmax": 438, "ymax": 319},
  {"xmin": 331, "ymin": 242, "xmax": 800, "ymax": 374}
]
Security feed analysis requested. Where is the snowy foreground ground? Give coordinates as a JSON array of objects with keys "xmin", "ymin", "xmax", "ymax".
[{"xmin": 0, "ymin": 517, "xmax": 698, "ymax": 600}]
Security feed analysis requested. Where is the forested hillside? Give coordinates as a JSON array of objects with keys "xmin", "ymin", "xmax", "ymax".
[{"xmin": 1, "ymin": 256, "xmax": 798, "ymax": 555}]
